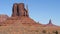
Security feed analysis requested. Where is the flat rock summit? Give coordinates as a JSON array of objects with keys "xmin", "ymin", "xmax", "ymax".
[{"xmin": 0, "ymin": 3, "xmax": 60, "ymax": 34}]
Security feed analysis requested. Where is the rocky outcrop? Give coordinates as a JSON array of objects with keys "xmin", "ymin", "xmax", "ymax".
[
  {"xmin": 12, "ymin": 3, "xmax": 29, "ymax": 17},
  {"xmin": 0, "ymin": 14, "xmax": 8, "ymax": 26},
  {"xmin": 44, "ymin": 19, "xmax": 58, "ymax": 27},
  {"xmin": 0, "ymin": 14, "xmax": 8, "ymax": 22}
]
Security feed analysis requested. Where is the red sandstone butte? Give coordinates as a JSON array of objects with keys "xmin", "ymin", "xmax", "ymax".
[
  {"xmin": 0, "ymin": 3, "xmax": 60, "ymax": 34},
  {"xmin": 12, "ymin": 3, "xmax": 29, "ymax": 17}
]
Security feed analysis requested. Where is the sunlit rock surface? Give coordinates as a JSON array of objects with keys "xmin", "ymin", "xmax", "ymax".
[{"xmin": 0, "ymin": 3, "xmax": 60, "ymax": 34}]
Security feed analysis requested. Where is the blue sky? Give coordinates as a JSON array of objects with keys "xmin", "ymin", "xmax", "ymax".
[{"xmin": 0, "ymin": 0, "xmax": 60, "ymax": 26}]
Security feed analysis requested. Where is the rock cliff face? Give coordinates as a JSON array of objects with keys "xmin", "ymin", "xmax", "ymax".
[
  {"xmin": 12, "ymin": 3, "xmax": 29, "ymax": 17},
  {"xmin": 0, "ymin": 3, "xmax": 60, "ymax": 34}
]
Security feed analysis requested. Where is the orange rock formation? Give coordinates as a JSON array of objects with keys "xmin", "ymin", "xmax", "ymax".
[
  {"xmin": 0, "ymin": 3, "xmax": 60, "ymax": 34},
  {"xmin": 12, "ymin": 3, "xmax": 29, "ymax": 17}
]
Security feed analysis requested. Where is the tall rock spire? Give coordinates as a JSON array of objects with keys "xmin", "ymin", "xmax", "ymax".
[
  {"xmin": 12, "ymin": 3, "xmax": 18, "ymax": 17},
  {"xmin": 49, "ymin": 19, "xmax": 52, "ymax": 24},
  {"xmin": 47, "ymin": 19, "xmax": 54, "ymax": 26},
  {"xmin": 44, "ymin": 19, "xmax": 58, "ymax": 27}
]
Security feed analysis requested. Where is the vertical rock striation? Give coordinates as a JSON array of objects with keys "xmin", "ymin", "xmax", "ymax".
[
  {"xmin": 12, "ymin": 3, "xmax": 29, "ymax": 17},
  {"xmin": 12, "ymin": 3, "xmax": 18, "ymax": 17}
]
